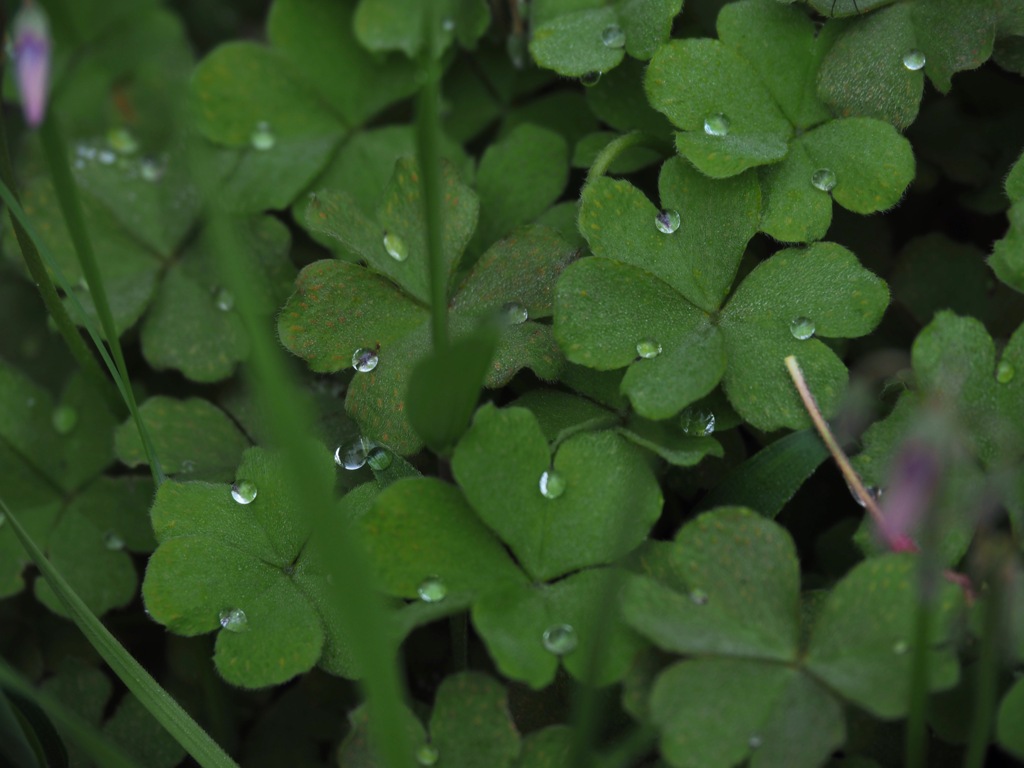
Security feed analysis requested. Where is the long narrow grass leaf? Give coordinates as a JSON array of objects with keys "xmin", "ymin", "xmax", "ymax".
[
  {"xmin": 0, "ymin": 659, "xmax": 140, "ymax": 768},
  {"xmin": 0, "ymin": 685, "xmax": 42, "ymax": 768},
  {"xmin": 0, "ymin": 499, "xmax": 238, "ymax": 768}
]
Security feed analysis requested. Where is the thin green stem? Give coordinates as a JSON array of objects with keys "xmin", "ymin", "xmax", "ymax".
[
  {"xmin": 584, "ymin": 131, "xmax": 672, "ymax": 187},
  {"xmin": 0, "ymin": 88, "xmax": 122, "ymax": 415},
  {"xmin": 904, "ymin": 596, "xmax": 931, "ymax": 768},
  {"xmin": 964, "ymin": 577, "xmax": 1004, "ymax": 768},
  {"xmin": 416, "ymin": 2, "xmax": 448, "ymax": 352},
  {"xmin": 550, "ymin": 415, "xmax": 622, "ymax": 454},
  {"xmin": 0, "ymin": 499, "xmax": 238, "ymax": 768},
  {"xmin": 37, "ymin": 115, "xmax": 164, "ymax": 486}
]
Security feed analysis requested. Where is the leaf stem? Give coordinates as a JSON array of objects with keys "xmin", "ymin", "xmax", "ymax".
[
  {"xmin": 904, "ymin": 596, "xmax": 931, "ymax": 768},
  {"xmin": 37, "ymin": 115, "xmax": 164, "ymax": 486},
  {"xmin": 584, "ymin": 131, "xmax": 672, "ymax": 188},
  {"xmin": 416, "ymin": 2, "xmax": 448, "ymax": 352}
]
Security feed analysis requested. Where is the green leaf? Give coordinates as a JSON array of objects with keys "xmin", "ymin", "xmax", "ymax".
[
  {"xmin": 141, "ymin": 216, "xmax": 295, "ymax": 383},
  {"xmin": 650, "ymin": 659, "xmax": 844, "ymax": 768},
  {"xmin": 452, "ymin": 404, "xmax": 662, "ymax": 581},
  {"xmin": 577, "ymin": 158, "xmax": 760, "ymax": 312},
  {"xmin": 618, "ymin": 416, "xmax": 724, "ymax": 468},
  {"xmin": 359, "ymin": 477, "xmax": 525, "ymax": 601},
  {"xmin": 513, "ymin": 725, "xmax": 572, "ymax": 768},
  {"xmin": 470, "ymin": 124, "xmax": 569, "ymax": 253},
  {"xmin": 428, "ymin": 673, "xmax": 521, "ymax": 768},
  {"xmin": 585, "ymin": 58, "xmax": 675, "ymax": 135},
  {"xmin": 336, "ymin": 702, "xmax": 426, "ymax": 767},
  {"xmin": 114, "ymin": 396, "xmax": 250, "ymax": 481},
  {"xmin": 697, "ymin": 430, "xmax": 829, "ymax": 518},
  {"xmin": 407, "ymin": 328, "xmax": 497, "ymax": 455},
  {"xmin": 621, "ymin": 507, "xmax": 800, "ymax": 661},
  {"xmin": 0, "ymin": 688, "xmax": 44, "ymax": 768},
  {"xmin": 719, "ymin": 242, "xmax": 889, "ymax": 430},
  {"xmin": 472, "ymin": 568, "xmax": 644, "ymax": 689},
  {"xmin": 804, "ymin": 554, "xmax": 964, "ymax": 718},
  {"xmin": 102, "ymin": 695, "xmax": 187, "ymax": 768},
  {"xmin": 997, "ymin": 677, "xmax": 1024, "ymax": 759},
  {"xmin": 510, "ymin": 389, "xmax": 617, "ymax": 443},
  {"xmin": 142, "ymin": 446, "xmax": 342, "ymax": 688},
  {"xmin": 354, "ymin": 0, "xmax": 490, "ymax": 58},
  {"xmin": 991, "ymin": 152, "xmax": 1024, "ymax": 293}
]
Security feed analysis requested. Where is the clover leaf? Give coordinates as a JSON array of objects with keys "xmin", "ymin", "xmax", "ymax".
[
  {"xmin": 529, "ymin": 0, "xmax": 683, "ymax": 77},
  {"xmin": 621, "ymin": 507, "xmax": 964, "ymax": 768},
  {"xmin": 555, "ymin": 157, "xmax": 889, "ymax": 430},
  {"xmin": 991, "ymin": 151, "xmax": 1024, "ymax": 293},
  {"xmin": 645, "ymin": 0, "xmax": 914, "ymax": 242},
  {"xmin": 354, "ymin": 0, "xmax": 491, "ymax": 58},
  {"xmin": 280, "ymin": 157, "xmax": 576, "ymax": 454},
  {"xmin": 142, "ymin": 445, "xmax": 356, "ymax": 687},
  {"xmin": 818, "ymin": 0, "xmax": 996, "ymax": 130}
]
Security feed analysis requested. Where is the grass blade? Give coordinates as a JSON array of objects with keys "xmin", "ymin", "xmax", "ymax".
[{"xmin": 0, "ymin": 499, "xmax": 239, "ymax": 768}]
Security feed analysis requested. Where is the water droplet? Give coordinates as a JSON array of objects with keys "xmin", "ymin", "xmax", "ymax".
[
  {"xmin": 231, "ymin": 480, "xmax": 258, "ymax": 505},
  {"xmin": 893, "ymin": 640, "xmax": 908, "ymax": 654},
  {"xmin": 139, "ymin": 157, "xmax": 165, "ymax": 182},
  {"xmin": 336, "ymin": 438, "xmax": 375, "ymax": 471},
  {"xmin": 680, "ymin": 407, "xmax": 715, "ymax": 437},
  {"xmin": 180, "ymin": 459, "xmax": 196, "ymax": 474},
  {"xmin": 902, "ymin": 49, "xmax": 926, "ymax": 71},
  {"xmin": 542, "ymin": 623, "xmax": 578, "ymax": 654},
  {"xmin": 601, "ymin": 24, "xmax": 625, "ymax": 48},
  {"xmin": 539, "ymin": 469, "xmax": 566, "ymax": 499},
  {"xmin": 106, "ymin": 128, "xmax": 138, "ymax": 155},
  {"xmin": 51, "ymin": 405, "xmax": 78, "ymax": 435},
  {"xmin": 417, "ymin": 576, "xmax": 448, "ymax": 603},
  {"xmin": 580, "ymin": 71, "xmax": 602, "ymax": 87},
  {"xmin": 416, "ymin": 744, "xmax": 440, "ymax": 766},
  {"xmin": 996, "ymin": 360, "xmax": 1015, "ymax": 384},
  {"xmin": 636, "ymin": 339, "xmax": 662, "ymax": 359},
  {"xmin": 501, "ymin": 302, "xmax": 529, "ymax": 325},
  {"xmin": 352, "ymin": 347, "xmax": 379, "ymax": 373},
  {"xmin": 441, "ymin": 17, "xmax": 455, "ymax": 32},
  {"xmin": 103, "ymin": 531, "xmax": 125, "ymax": 551},
  {"xmin": 689, "ymin": 588, "xmax": 709, "ymax": 605},
  {"xmin": 97, "ymin": 149, "xmax": 117, "ymax": 165},
  {"xmin": 703, "ymin": 113, "xmax": 730, "ymax": 137},
  {"xmin": 367, "ymin": 446, "xmax": 393, "ymax": 471},
  {"xmin": 848, "ymin": 482, "xmax": 883, "ymax": 508},
  {"xmin": 219, "ymin": 608, "xmax": 249, "ymax": 632},
  {"xmin": 655, "ymin": 209, "xmax": 681, "ymax": 234},
  {"xmin": 748, "ymin": 735, "xmax": 763, "ymax": 749},
  {"xmin": 790, "ymin": 316, "xmax": 816, "ymax": 340},
  {"xmin": 383, "ymin": 231, "xmax": 408, "ymax": 262},
  {"xmin": 250, "ymin": 121, "xmax": 275, "ymax": 151},
  {"xmin": 214, "ymin": 287, "xmax": 234, "ymax": 312},
  {"xmin": 811, "ymin": 168, "xmax": 837, "ymax": 192}
]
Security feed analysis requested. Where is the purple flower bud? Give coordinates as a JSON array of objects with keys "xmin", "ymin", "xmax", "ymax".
[{"xmin": 13, "ymin": 3, "xmax": 51, "ymax": 128}]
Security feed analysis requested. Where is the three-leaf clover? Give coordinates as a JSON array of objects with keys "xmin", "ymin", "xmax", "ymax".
[
  {"xmin": 555, "ymin": 156, "xmax": 889, "ymax": 431},
  {"xmin": 645, "ymin": 0, "xmax": 915, "ymax": 242}
]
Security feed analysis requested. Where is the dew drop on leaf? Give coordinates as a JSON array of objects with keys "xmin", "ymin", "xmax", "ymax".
[
  {"xmin": 140, "ymin": 157, "xmax": 165, "ymax": 182},
  {"xmin": 383, "ymin": 231, "xmax": 409, "ymax": 262},
  {"xmin": 367, "ymin": 446, "xmax": 392, "ymax": 471},
  {"xmin": 539, "ymin": 469, "xmax": 566, "ymax": 499},
  {"xmin": 231, "ymin": 480, "xmax": 258, "ymax": 505},
  {"xmin": 601, "ymin": 24, "xmax": 625, "ymax": 48},
  {"xmin": 848, "ymin": 482, "xmax": 883, "ymax": 508},
  {"xmin": 250, "ymin": 121, "xmax": 275, "ymax": 151},
  {"xmin": 336, "ymin": 437, "xmax": 374, "ymax": 470},
  {"xmin": 106, "ymin": 127, "xmax": 138, "ymax": 155},
  {"xmin": 97, "ymin": 149, "xmax": 116, "ymax": 165},
  {"xmin": 180, "ymin": 459, "xmax": 196, "ymax": 474},
  {"xmin": 103, "ymin": 531, "xmax": 125, "ymax": 551},
  {"xmin": 417, "ymin": 576, "xmax": 447, "ymax": 603},
  {"xmin": 352, "ymin": 347, "xmax": 379, "ymax": 373},
  {"xmin": 749, "ymin": 735, "xmax": 763, "ymax": 749},
  {"xmin": 441, "ymin": 17, "xmax": 455, "ymax": 32},
  {"xmin": 636, "ymin": 339, "xmax": 662, "ymax": 359},
  {"xmin": 811, "ymin": 168, "xmax": 837, "ymax": 192},
  {"xmin": 680, "ymin": 407, "xmax": 715, "ymax": 437},
  {"xmin": 214, "ymin": 287, "xmax": 234, "ymax": 312},
  {"xmin": 902, "ymin": 49, "xmax": 926, "ymax": 71},
  {"xmin": 790, "ymin": 316, "xmax": 816, "ymax": 340},
  {"xmin": 501, "ymin": 301, "xmax": 529, "ymax": 325},
  {"xmin": 580, "ymin": 71, "xmax": 602, "ymax": 87},
  {"xmin": 703, "ymin": 113, "xmax": 730, "ymax": 137},
  {"xmin": 416, "ymin": 744, "xmax": 440, "ymax": 766},
  {"xmin": 893, "ymin": 640, "xmax": 908, "ymax": 654},
  {"xmin": 996, "ymin": 361, "xmax": 1015, "ymax": 384},
  {"xmin": 219, "ymin": 608, "xmax": 249, "ymax": 632},
  {"xmin": 542, "ymin": 623, "xmax": 578, "ymax": 655},
  {"xmin": 654, "ymin": 209, "xmax": 681, "ymax": 234},
  {"xmin": 51, "ymin": 405, "xmax": 78, "ymax": 435},
  {"xmin": 689, "ymin": 588, "xmax": 709, "ymax": 605}
]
